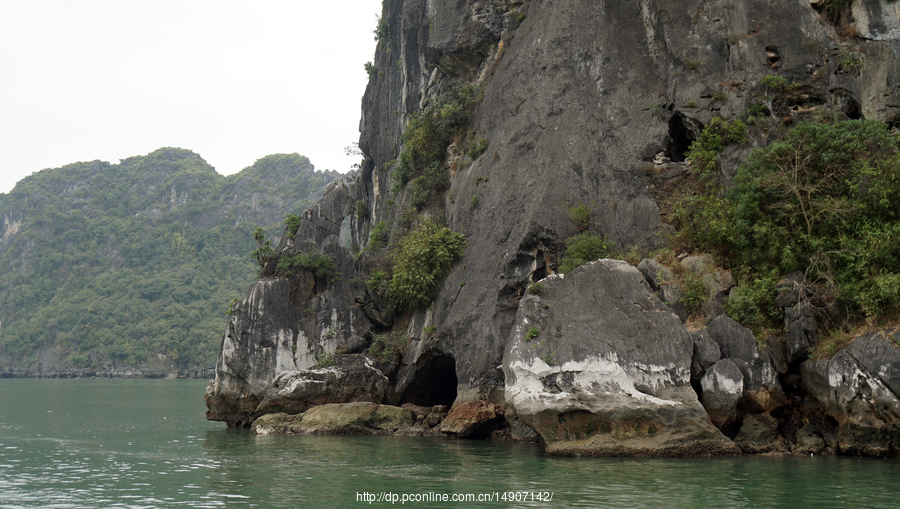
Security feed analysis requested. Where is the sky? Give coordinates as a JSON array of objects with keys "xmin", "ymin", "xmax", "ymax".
[{"xmin": 0, "ymin": 0, "xmax": 381, "ymax": 194}]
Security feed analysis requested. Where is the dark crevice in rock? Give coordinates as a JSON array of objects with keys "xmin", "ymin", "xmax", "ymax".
[
  {"xmin": 398, "ymin": 353, "xmax": 458, "ymax": 407},
  {"xmin": 845, "ymin": 99, "xmax": 862, "ymax": 120},
  {"xmin": 665, "ymin": 114, "xmax": 702, "ymax": 162},
  {"xmin": 765, "ymin": 45, "xmax": 781, "ymax": 67}
]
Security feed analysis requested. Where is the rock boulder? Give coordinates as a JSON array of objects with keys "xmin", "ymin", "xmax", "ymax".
[
  {"xmin": 801, "ymin": 330, "xmax": 900, "ymax": 456},
  {"xmin": 502, "ymin": 259, "xmax": 737, "ymax": 456}
]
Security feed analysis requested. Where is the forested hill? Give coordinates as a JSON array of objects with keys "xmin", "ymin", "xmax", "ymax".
[{"xmin": 0, "ymin": 147, "xmax": 342, "ymax": 377}]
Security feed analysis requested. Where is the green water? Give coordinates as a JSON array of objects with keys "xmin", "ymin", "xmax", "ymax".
[{"xmin": 0, "ymin": 379, "xmax": 898, "ymax": 508}]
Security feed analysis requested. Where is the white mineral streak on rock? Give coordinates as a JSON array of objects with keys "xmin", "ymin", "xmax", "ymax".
[
  {"xmin": 274, "ymin": 329, "xmax": 297, "ymax": 374},
  {"xmin": 506, "ymin": 354, "xmax": 681, "ymax": 416},
  {"xmin": 702, "ymin": 367, "xmax": 743, "ymax": 396}
]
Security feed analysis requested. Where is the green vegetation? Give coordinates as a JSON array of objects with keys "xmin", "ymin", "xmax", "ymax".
[
  {"xmin": 275, "ymin": 251, "xmax": 340, "ymax": 283},
  {"xmin": 540, "ymin": 352, "xmax": 557, "ymax": 366},
  {"xmin": 367, "ymin": 331, "xmax": 409, "ymax": 363},
  {"xmin": 837, "ymin": 50, "xmax": 862, "ymax": 74},
  {"xmin": 525, "ymin": 326, "xmax": 540, "ymax": 342},
  {"xmin": 366, "ymin": 221, "xmax": 391, "ymax": 253},
  {"xmin": 673, "ymin": 119, "xmax": 900, "ymax": 330},
  {"xmin": 468, "ymin": 137, "xmax": 489, "ymax": 159},
  {"xmin": 509, "ymin": 9, "xmax": 526, "ymax": 26},
  {"xmin": 566, "ymin": 203, "xmax": 593, "ymax": 232},
  {"xmin": 0, "ymin": 148, "xmax": 340, "ymax": 373},
  {"xmin": 527, "ymin": 282, "xmax": 544, "ymax": 295},
  {"xmin": 685, "ymin": 117, "xmax": 748, "ymax": 175},
  {"xmin": 315, "ymin": 351, "xmax": 335, "ymax": 368},
  {"xmin": 374, "ymin": 14, "xmax": 388, "ymax": 42},
  {"xmin": 388, "ymin": 220, "xmax": 467, "ymax": 312},
  {"xmin": 251, "ymin": 227, "xmax": 275, "ymax": 270},
  {"xmin": 557, "ymin": 201, "xmax": 615, "ymax": 274},
  {"xmin": 680, "ymin": 272, "xmax": 709, "ymax": 316},
  {"xmin": 761, "ymin": 74, "xmax": 801, "ymax": 92},
  {"xmin": 393, "ymin": 82, "xmax": 483, "ymax": 200},
  {"xmin": 285, "ymin": 214, "xmax": 304, "ymax": 239},
  {"xmin": 356, "ymin": 200, "xmax": 369, "ymax": 220},
  {"xmin": 559, "ymin": 234, "xmax": 614, "ymax": 274}
]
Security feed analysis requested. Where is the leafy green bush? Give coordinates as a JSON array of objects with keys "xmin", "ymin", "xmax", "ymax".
[
  {"xmin": 527, "ymin": 282, "xmax": 544, "ymax": 295},
  {"xmin": 367, "ymin": 331, "xmax": 409, "ymax": 363},
  {"xmin": 761, "ymin": 74, "xmax": 800, "ymax": 92},
  {"xmin": 685, "ymin": 117, "xmax": 747, "ymax": 175},
  {"xmin": 723, "ymin": 269, "xmax": 781, "ymax": 333},
  {"xmin": 275, "ymin": 251, "xmax": 340, "ymax": 283},
  {"xmin": 366, "ymin": 221, "xmax": 391, "ymax": 252},
  {"xmin": 468, "ymin": 137, "xmax": 489, "ymax": 159},
  {"xmin": 676, "ymin": 119, "xmax": 900, "ymax": 324},
  {"xmin": 366, "ymin": 268, "xmax": 390, "ymax": 298},
  {"xmin": 394, "ymin": 82, "xmax": 482, "ymax": 190},
  {"xmin": 251, "ymin": 227, "xmax": 274, "ymax": 270},
  {"xmin": 389, "ymin": 220, "xmax": 467, "ymax": 311},
  {"xmin": 285, "ymin": 213, "xmax": 303, "ymax": 239},
  {"xmin": 559, "ymin": 233, "xmax": 613, "ymax": 273},
  {"xmin": 566, "ymin": 203, "xmax": 593, "ymax": 232},
  {"xmin": 356, "ymin": 200, "xmax": 369, "ymax": 220},
  {"xmin": 315, "ymin": 351, "xmax": 335, "ymax": 368},
  {"xmin": 408, "ymin": 162, "xmax": 450, "ymax": 210},
  {"xmin": 680, "ymin": 272, "xmax": 708, "ymax": 316},
  {"xmin": 525, "ymin": 326, "xmax": 540, "ymax": 342}
]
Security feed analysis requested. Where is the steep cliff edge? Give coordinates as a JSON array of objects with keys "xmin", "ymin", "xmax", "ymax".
[{"xmin": 207, "ymin": 0, "xmax": 900, "ymax": 456}]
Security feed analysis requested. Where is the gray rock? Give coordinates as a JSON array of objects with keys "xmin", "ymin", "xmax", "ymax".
[
  {"xmin": 503, "ymin": 259, "xmax": 736, "ymax": 456},
  {"xmin": 252, "ymin": 403, "xmax": 417, "ymax": 435},
  {"xmin": 801, "ymin": 330, "xmax": 900, "ymax": 456},
  {"xmin": 255, "ymin": 355, "xmax": 390, "ymax": 416},
  {"xmin": 794, "ymin": 424, "xmax": 827, "ymax": 455},
  {"xmin": 700, "ymin": 359, "xmax": 744, "ymax": 429},
  {"xmin": 205, "ymin": 183, "xmax": 372, "ymax": 427},
  {"xmin": 210, "ymin": 0, "xmax": 900, "ymax": 452},
  {"xmin": 691, "ymin": 329, "xmax": 722, "ymax": 386},
  {"xmin": 638, "ymin": 257, "xmax": 673, "ymax": 292},
  {"xmin": 733, "ymin": 414, "xmax": 787, "ymax": 454},
  {"xmin": 853, "ymin": 1, "xmax": 900, "ymax": 41},
  {"xmin": 785, "ymin": 301, "xmax": 816, "ymax": 364},
  {"xmin": 707, "ymin": 315, "xmax": 780, "ymax": 394},
  {"xmin": 707, "ymin": 315, "xmax": 759, "ymax": 362},
  {"xmin": 774, "ymin": 272, "xmax": 808, "ymax": 309}
]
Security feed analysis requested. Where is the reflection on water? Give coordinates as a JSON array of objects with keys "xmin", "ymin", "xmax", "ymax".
[{"xmin": 1, "ymin": 379, "xmax": 899, "ymax": 508}]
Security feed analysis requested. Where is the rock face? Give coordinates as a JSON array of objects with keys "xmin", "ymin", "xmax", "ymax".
[
  {"xmin": 255, "ymin": 355, "xmax": 390, "ymax": 416},
  {"xmin": 206, "ymin": 0, "xmax": 900, "ymax": 457},
  {"xmin": 502, "ymin": 259, "xmax": 736, "ymax": 456},
  {"xmin": 801, "ymin": 331, "xmax": 900, "ymax": 456}
]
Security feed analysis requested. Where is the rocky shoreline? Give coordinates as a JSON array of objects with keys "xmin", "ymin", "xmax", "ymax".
[{"xmin": 205, "ymin": 0, "xmax": 900, "ymax": 458}]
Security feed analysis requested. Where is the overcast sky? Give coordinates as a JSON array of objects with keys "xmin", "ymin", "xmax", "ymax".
[{"xmin": 0, "ymin": 0, "xmax": 381, "ymax": 194}]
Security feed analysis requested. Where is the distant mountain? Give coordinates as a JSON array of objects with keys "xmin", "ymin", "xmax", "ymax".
[{"xmin": 0, "ymin": 147, "xmax": 342, "ymax": 377}]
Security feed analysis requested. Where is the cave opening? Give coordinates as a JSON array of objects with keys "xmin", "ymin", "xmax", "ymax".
[
  {"xmin": 666, "ymin": 114, "xmax": 699, "ymax": 162},
  {"xmin": 399, "ymin": 354, "xmax": 458, "ymax": 407},
  {"xmin": 765, "ymin": 45, "xmax": 781, "ymax": 67},
  {"xmin": 845, "ymin": 100, "xmax": 862, "ymax": 120}
]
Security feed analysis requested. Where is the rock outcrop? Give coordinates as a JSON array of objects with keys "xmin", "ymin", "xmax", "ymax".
[
  {"xmin": 252, "ymin": 403, "xmax": 417, "ymax": 435},
  {"xmin": 206, "ymin": 0, "xmax": 900, "ymax": 457},
  {"xmin": 801, "ymin": 330, "xmax": 900, "ymax": 456},
  {"xmin": 502, "ymin": 259, "xmax": 737, "ymax": 456}
]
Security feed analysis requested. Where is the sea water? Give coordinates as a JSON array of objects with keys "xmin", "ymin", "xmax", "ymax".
[{"xmin": 0, "ymin": 378, "xmax": 898, "ymax": 508}]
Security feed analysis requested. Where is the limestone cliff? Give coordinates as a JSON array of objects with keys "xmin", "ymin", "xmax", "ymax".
[{"xmin": 207, "ymin": 0, "xmax": 900, "ymax": 456}]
